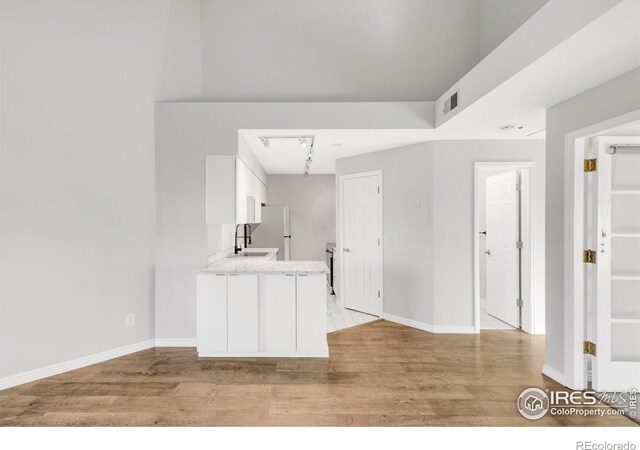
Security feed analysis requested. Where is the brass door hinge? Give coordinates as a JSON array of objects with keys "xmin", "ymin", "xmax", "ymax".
[
  {"xmin": 583, "ymin": 250, "xmax": 597, "ymax": 264},
  {"xmin": 584, "ymin": 159, "xmax": 597, "ymax": 172},
  {"xmin": 516, "ymin": 240, "xmax": 523, "ymax": 249},
  {"xmin": 583, "ymin": 341, "xmax": 597, "ymax": 356}
]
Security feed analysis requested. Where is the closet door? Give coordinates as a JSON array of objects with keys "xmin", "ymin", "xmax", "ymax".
[{"xmin": 593, "ymin": 137, "xmax": 640, "ymax": 392}]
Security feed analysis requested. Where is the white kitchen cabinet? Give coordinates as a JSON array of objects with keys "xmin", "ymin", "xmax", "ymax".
[
  {"xmin": 206, "ymin": 155, "xmax": 266, "ymax": 225},
  {"xmin": 227, "ymin": 274, "xmax": 259, "ymax": 352},
  {"xmin": 296, "ymin": 274, "xmax": 328, "ymax": 353},
  {"xmin": 261, "ymin": 274, "xmax": 296, "ymax": 352},
  {"xmin": 196, "ymin": 274, "xmax": 227, "ymax": 352},
  {"xmin": 196, "ymin": 266, "xmax": 328, "ymax": 358}
]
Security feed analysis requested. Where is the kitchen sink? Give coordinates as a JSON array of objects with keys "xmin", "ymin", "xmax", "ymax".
[{"xmin": 229, "ymin": 251, "xmax": 270, "ymax": 258}]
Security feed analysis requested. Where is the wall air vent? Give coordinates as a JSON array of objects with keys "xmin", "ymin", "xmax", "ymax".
[{"xmin": 443, "ymin": 91, "xmax": 458, "ymax": 115}]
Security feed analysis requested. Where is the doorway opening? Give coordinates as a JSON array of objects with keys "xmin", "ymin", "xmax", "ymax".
[{"xmin": 474, "ymin": 162, "xmax": 536, "ymax": 333}]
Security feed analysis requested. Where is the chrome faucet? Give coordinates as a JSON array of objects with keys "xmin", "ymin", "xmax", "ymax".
[{"xmin": 234, "ymin": 224, "xmax": 252, "ymax": 254}]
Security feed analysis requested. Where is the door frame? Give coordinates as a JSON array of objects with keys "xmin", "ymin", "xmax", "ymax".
[
  {"xmin": 337, "ymin": 169, "xmax": 384, "ymax": 316},
  {"xmin": 473, "ymin": 162, "xmax": 536, "ymax": 334},
  {"xmin": 566, "ymin": 109, "xmax": 640, "ymax": 390}
]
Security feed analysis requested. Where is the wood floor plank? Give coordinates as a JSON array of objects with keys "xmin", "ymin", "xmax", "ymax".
[{"xmin": 0, "ymin": 321, "xmax": 636, "ymax": 426}]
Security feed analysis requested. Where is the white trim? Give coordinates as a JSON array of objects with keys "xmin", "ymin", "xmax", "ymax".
[
  {"xmin": 337, "ymin": 169, "xmax": 384, "ymax": 317},
  {"xmin": 154, "ymin": 338, "xmax": 197, "ymax": 347},
  {"xmin": 566, "ymin": 109, "xmax": 640, "ymax": 391},
  {"xmin": 382, "ymin": 314, "xmax": 476, "ymax": 334},
  {"xmin": 197, "ymin": 349, "xmax": 329, "ymax": 358},
  {"xmin": 0, "ymin": 339, "xmax": 155, "ymax": 391},
  {"xmin": 542, "ymin": 364, "xmax": 567, "ymax": 387},
  {"xmin": 473, "ymin": 162, "xmax": 537, "ymax": 335},
  {"xmin": 383, "ymin": 313, "xmax": 434, "ymax": 332}
]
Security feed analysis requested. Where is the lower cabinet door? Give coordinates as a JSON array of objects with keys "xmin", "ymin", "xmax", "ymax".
[
  {"xmin": 227, "ymin": 274, "xmax": 259, "ymax": 352},
  {"xmin": 296, "ymin": 274, "xmax": 327, "ymax": 353},
  {"xmin": 261, "ymin": 274, "xmax": 296, "ymax": 352},
  {"xmin": 196, "ymin": 274, "xmax": 227, "ymax": 352}
]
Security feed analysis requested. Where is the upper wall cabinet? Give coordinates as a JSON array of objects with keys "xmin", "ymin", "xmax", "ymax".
[{"xmin": 206, "ymin": 155, "xmax": 266, "ymax": 224}]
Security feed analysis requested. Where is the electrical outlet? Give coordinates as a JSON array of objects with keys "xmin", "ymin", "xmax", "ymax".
[{"xmin": 125, "ymin": 313, "xmax": 135, "ymax": 327}]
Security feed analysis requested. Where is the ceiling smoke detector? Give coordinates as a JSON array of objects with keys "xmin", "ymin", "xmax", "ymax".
[{"xmin": 499, "ymin": 124, "xmax": 524, "ymax": 132}]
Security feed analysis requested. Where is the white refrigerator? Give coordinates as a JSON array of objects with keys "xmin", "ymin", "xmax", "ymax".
[{"xmin": 251, "ymin": 206, "xmax": 290, "ymax": 261}]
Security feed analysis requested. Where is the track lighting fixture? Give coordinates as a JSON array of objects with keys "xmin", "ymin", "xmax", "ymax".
[{"xmin": 256, "ymin": 135, "xmax": 316, "ymax": 177}]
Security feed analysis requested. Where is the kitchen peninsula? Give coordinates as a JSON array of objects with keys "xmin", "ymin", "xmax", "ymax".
[{"xmin": 196, "ymin": 248, "xmax": 329, "ymax": 358}]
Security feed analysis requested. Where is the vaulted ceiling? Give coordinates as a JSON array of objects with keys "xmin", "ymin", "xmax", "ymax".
[{"xmin": 200, "ymin": 0, "xmax": 548, "ymax": 101}]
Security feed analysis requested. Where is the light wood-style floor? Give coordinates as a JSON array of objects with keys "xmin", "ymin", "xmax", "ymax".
[{"xmin": 0, "ymin": 320, "xmax": 636, "ymax": 426}]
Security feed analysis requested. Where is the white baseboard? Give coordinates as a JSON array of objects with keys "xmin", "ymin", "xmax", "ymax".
[
  {"xmin": 154, "ymin": 338, "xmax": 197, "ymax": 347},
  {"xmin": 0, "ymin": 339, "xmax": 154, "ymax": 391},
  {"xmin": 0, "ymin": 337, "xmax": 202, "ymax": 391},
  {"xmin": 383, "ymin": 313, "xmax": 477, "ymax": 334},
  {"xmin": 542, "ymin": 364, "xmax": 566, "ymax": 386},
  {"xmin": 0, "ymin": 316, "xmax": 480, "ymax": 392},
  {"xmin": 198, "ymin": 349, "xmax": 329, "ymax": 358},
  {"xmin": 382, "ymin": 313, "xmax": 435, "ymax": 332}
]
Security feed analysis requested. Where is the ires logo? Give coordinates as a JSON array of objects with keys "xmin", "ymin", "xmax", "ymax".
[
  {"xmin": 516, "ymin": 388, "xmax": 629, "ymax": 420},
  {"xmin": 517, "ymin": 388, "xmax": 550, "ymax": 420},
  {"xmin": 548, "ymin": 390, "xmax": 599, "ymax": 406}
]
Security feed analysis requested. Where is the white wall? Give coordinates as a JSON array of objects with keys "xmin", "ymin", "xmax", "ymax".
[
  {"xmin": 155, "ymin": 101, "xmax": 432, "ymax": 340},
  {"xmin": 432, "ymin": 141, "xmax": 545, "ymax": 330},
  {"xmin": 265, "ymin": 175, "xmax": 336, "ymax": 261},
  {"xmin": 336, "ymin": 140, "xmax": 545, "ymax": 331},
  {"xmin": 0, "ymin": 0, "xmax": 202, "ymax": 380},
  {"xmin": 336, "ymin": 144, "xmax": 435, "ymax": 325},
  {"xmin": 199, "ymin": 0, "xmax": 484, "ymax": 101},
  {"xmin": 545, "ymin": 67, "xmax": 640, "ymax": 383},
  {"xmin": 479, "ymin": 0, "xmax": 549, "ymax": 59},
  {"xmin": 435, "ymin": 0, "xmax": 624, "ymax": 127}
]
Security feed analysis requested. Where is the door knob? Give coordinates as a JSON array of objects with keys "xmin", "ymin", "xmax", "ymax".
[
  {"xmin": 343, "ymin": 248, "xmax": 351, "ymax": 253},
  {"xmin": 484, "ymin": 250, "xmax": 491, "ymax": 255}
]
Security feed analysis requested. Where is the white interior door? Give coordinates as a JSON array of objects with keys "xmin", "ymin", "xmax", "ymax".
[
  {"xmin": 342, "ymin": 172, "xmax": 382, "ymax": 316},
  {"xmin": 485, "ymin": 170, "xmax": 519, "ymax": 328},
  {"xmin": 593, "ymin": 137, "xmax": 640, "ymax": 392}
]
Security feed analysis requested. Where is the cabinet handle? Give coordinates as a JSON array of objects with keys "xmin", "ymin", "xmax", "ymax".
[{"xmin": 216, "ymin": 274, "xmax": 226, "ymax": 276}]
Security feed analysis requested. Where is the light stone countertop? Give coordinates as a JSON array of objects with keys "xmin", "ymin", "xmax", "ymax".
[{"xmin": 197, "ymin": 248, "xmax": 329, "ymax": 275}]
